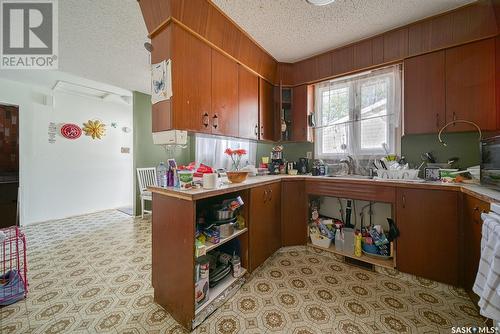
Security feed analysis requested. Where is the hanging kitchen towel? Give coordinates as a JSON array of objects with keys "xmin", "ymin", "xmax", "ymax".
[
  {"xmin": 473, "ymin": 212, "xmax": 500, "ymax": 321},
  {"xmin": 151, "ymin": 59, "xmax": 173, "ymax": 104},
  {"xmin": 0, "ymin": 269, "xmax": 26, "ymax": 306}
]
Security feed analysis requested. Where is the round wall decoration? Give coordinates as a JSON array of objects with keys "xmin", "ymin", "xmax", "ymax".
[{"xmin": 60, "ymin": 123, "xmax": 82, "ymax": 139}]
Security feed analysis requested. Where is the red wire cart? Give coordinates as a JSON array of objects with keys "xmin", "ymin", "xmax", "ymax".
[{"xmin": 0, "ymin": 226, "xmax": 28, "ymax": 306}]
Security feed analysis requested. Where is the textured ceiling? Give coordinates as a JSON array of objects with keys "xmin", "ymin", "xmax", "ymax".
[
  {"xmin": 58, "ymin": 0, "xmax": 150, "ymax": 93},
  {"xmin": 1, "ymin": 0, "xmax": 150, "ymax": 94},
  {"xmin": 212, "ymin": 0, "xmax": 476, "ymax": 62}
]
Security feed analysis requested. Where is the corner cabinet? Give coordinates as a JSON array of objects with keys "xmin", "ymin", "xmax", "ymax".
[
  {"xmin": 396, "ymin": 188, "xmax": 459, "ymax": 285},
  {"xmin": 249, "ymin": 182, "xmax": 281, "ymax": 271}
]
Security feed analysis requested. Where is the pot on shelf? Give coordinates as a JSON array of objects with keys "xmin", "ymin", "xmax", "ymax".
[{"xmin": 226, "ymin": 171, "xmax": 249, "ymax": 183}]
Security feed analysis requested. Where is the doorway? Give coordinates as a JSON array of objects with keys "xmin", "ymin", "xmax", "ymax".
[{"xmin": 0, "ymin": 104, "xmax": 19, "ymax": 228}]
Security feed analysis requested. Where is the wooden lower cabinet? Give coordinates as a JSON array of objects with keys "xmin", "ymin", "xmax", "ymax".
[
  {"xmin": 396, "ymin": 188, "xmax": 460, "ymax": 285},
  {"xmin": 249, "ymin": 182, "xmax": 281, "ymax": 271},
  {"xmin": 281, "ymin": 180, "xmax": 307, "ymax": 246},
  {"xmin": 462, "ymin": 194, "xmax": 489, "ymax": 291}
]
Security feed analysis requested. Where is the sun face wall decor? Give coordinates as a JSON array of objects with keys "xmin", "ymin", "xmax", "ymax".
[{"xmin": 82, "ymin": 120, "xmax": 106, "ymax": 140}]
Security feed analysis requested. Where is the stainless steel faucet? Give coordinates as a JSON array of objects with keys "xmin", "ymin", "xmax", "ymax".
[{"xmin": 340, "ymin": 156, "xmax": 355, "ymax": 175}]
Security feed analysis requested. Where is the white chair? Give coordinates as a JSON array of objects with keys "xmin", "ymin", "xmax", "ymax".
[{"xmin": 136, "ymin": 167, "xmax": 158, "ymax": 218}]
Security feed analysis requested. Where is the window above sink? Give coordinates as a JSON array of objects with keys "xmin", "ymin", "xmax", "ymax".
[{"xmin": 313, "ymin": 65, "xmax": 402, "ymax": 160}]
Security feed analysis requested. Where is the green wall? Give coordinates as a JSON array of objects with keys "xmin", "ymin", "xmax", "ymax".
[
  {"xmin": 133, "ymin": 92, "xmax": 192, "ymax": 215},
  {"xmin": 401, "ymin": 131, "xmax": 485, "ymax": 169}
]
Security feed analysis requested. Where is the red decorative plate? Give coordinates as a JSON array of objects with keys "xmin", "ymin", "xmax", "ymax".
[{"xmin": 60, "ymin": 123, "xmax": 82, "ymax": 139}]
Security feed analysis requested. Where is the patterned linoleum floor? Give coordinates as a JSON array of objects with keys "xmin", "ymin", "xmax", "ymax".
[{"xmin": 0, "ymin": 210, "xmax": 485, "ymax": 334}]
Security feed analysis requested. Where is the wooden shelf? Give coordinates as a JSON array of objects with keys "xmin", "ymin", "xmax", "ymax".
[
  {"xmin": 308, "ymin": 242, "xmax": 395, "ymax": 269},
  {"xmin": 195, "ymin": 268, "xmax": 247, "ymax": 315},
  {"xmin": 201, "ymin": 228, "xmax": 248, "ymax": 255}
]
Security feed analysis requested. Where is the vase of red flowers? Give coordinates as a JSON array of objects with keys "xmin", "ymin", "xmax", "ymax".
[{"xmin": 224, "ymin": 148, "xmax": 249, "ymax": 183}]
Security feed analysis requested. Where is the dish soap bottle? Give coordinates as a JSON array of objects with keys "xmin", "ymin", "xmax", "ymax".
[{"xmin": 355, "ymin": 233, "xmax": 362, "ymax": 257}]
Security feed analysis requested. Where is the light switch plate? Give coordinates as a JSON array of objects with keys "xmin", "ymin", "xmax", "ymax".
[{"xmin": 306, "ymin": 151, "xmax": 313, "ymax": 159}]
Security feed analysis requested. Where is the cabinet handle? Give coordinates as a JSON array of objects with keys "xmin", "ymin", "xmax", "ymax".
[
  {"xmin": 435, "ymin": 113, "xmax": 439, "ymax": 128},
  {"xmin": 268, "ymin": 187, "xmax": 272, "ymax": 202},
  {"xmin": 453, "ymin": 112, "xmax": 457, "ymax": 122},
  {"xmin": 260, "ymin": 125, "xmax": 264, "ymax": 137},
  {"xmin": 202, "ymin": 113, "xmax": 209, "ymax": 128},
  {"xmin": 402, "ymin": 194, "xmax": 406, "ymax": 209},
  {"xmin": 263, "ymin": 189, "xmax": 268, "ymax": 203},
  {"xmin": 254, "ymin": 124, "xmax": 258, "ymax": 137},
  {"xmin": 473, "ymin": 206, "xmax": 487, "ymax": 223},
  {"xmin": 212, "ymin": 114, "xmax": 219, "ymax": 129}
]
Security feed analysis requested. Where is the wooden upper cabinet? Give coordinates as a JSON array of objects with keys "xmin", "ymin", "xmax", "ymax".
[
  {"xmin": 396, "ymin": 188, "xmax": 459, "ymax": 286},
  {"xmin": 383, "ymin": 28, "xmax": 408, "ymax": 62},
  {"xmin": 259, "ymin": 78, "xmax": 277, "ymax": 141},
  {"xmin": 353, "ymin": 39, "xmax": 373, "ymax": 69},
  {"xmin": 291, "ymin": 85, "xmax": 311, "ymax": 142},
  {"xmin": 151, "ymin": 25, "xmax": 173, "ymax": 132},
  {"xmin": 171, "ymin": 25, "xmax": 212, "ymax": 133},
  {"xmin": 333, "ymin": 46, "xmax": 354, "ymax": 75},
  {"xmin": 211, "ymin": 50, "xmax": 239, "ymax": 137},
  {"xmin": 238, "ymin": 66, "xmax": 259, "ymax": 140},
  {"xmin": 445, "ymin": 38, "xmax": 496, "ymax": 132},
  {"xmin": 404, "ymin": 51, "xmax": 446, "ymax": 134}
]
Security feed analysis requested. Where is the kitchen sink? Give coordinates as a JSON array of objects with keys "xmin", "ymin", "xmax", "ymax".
[{"xmin": 326, "ymin": 174, "xmax": 373, "ymax": 180}]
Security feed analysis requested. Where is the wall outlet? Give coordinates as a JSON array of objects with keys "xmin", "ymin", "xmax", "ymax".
[{"xmin": 306, "ymin": 151, "xmax": 313, "ymax": 159}]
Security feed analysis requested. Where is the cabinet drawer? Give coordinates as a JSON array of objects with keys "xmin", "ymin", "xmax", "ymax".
[{"xmin": 305, "ymin": 180, "xmax": 396, "ymax": 203}]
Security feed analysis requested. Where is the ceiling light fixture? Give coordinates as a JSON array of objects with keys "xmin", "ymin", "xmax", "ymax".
[{"xmin": 306, "ymin": 0, "xmax": 336, "ymax": 6}]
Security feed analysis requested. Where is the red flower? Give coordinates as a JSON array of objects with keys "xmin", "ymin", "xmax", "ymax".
[
  {"xmin": 234, "ymin": 149, "xmax": 247, "ymax": 156},
  {"xmin": 224, "ymin": 148, "xmax": 233, "ymax": 155}
]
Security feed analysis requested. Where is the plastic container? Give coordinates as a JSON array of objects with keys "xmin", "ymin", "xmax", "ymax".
[
  {"xmin": 310, "ymin": 234, "xmax": 332, "ymax": 248},
  {"xmin": 334, "ymin": 228, "xmax": 343, "ymax": 251},
  {"xmin": 178, "ymin": 170, "xmax": 194, "ymax": 189},
  {"xmin": 343, "ymin": 228, "xmax": 355, "ymax": 255},
  {"xmin": 232, "ymin": 253, "xmax": 241, "ymax": 278},
  {"xmin": 156, "ymin": 162, "xmax": 168, "ymax": 187}
]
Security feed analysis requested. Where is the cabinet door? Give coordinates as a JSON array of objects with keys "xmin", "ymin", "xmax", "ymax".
[
  {"xmin": 249, "ymin": 183, "xmax": 281, "ymax": 271},
  {"xmin": 445, "ymin": 38, "xmax": 496, "ymax": 132},
  {"xmin": 259, "ymin": 79, "xmax": 277, "ymax": 141},
  {"xmin": 172, "ymin": 26, "xmax": 212, "ymax": 133},
  {"xmin": 291, "ymin": 85, "xmax": 309, "ymax": 142},
  {"xmin": 238, "ymin": 66, "xmax": 259, "ymax": 140},
  {"xmin": 396, "ymin": 188, "xmax": 459, "ymax": 285},
  {"xmin": 211, "ymin": 50, "xmax": 239, "ymax": 137},
  {"xmin": 463, "ymin": 195, "xmax": 489, "ymax": 290},
  {"xmin": 281, "ymin": 181, "xmax": 307, "ymax": 246},
  {"xmin": 268, "ymin": 182, "xmax": 282, "ymax": 255},
  {"xmin": 404, "ymin": 51, "xmax": 445, "ymax": 134}
]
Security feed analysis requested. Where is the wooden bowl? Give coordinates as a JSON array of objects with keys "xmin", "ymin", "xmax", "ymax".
[{"xmin": 226, "ymin": 171, "xmax": 249, "ymax": 183}]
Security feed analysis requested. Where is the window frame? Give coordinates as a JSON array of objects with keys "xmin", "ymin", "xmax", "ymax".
[{"xmin": 314, "ymin": 66, "xmax": 401, "ymax": 160}]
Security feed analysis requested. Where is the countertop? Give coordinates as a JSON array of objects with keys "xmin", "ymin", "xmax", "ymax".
[{"xmin": 148, "ymin": 174, "xmax": 500, "ymax": 204}]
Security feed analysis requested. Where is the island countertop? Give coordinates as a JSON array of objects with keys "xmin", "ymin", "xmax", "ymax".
[{"xmin": 148, "ymin": 175, "xmax": 500, "ymax": 204}]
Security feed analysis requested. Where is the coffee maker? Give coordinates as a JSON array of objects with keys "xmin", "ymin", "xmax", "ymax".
[
  {"xmin": 268, "ymin": 145, "xmax": 284, "ymax": 175},
  {"xmin": 296, "ymin": 158, "xmax": 309, "ymax": 174}
]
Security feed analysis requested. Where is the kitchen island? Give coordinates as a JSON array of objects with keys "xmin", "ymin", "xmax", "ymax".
[{"xmin": 148, "ymin": 175, "xmax": 500, "ymax": 330}]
